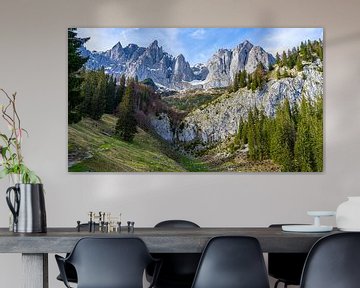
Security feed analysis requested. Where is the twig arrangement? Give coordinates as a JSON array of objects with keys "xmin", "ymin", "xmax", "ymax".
[{"xmin": 0, "ymin": 88, "xmax": 40, "ymax": 183}]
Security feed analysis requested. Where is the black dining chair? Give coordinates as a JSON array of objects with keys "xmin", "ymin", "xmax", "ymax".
[
  {"xmin": 55, "ymin": 237, "xmax": 161, "ymax": 288},
  {"xmin": 268, "ymin": 224, "xmax": 308, "ymax": 288},
  {"xmin": 56, "ymin": 223, "xmax": 99, "ymax": 284},
  {"xmin": 300, "ymin": 232, "xmax": 360, "ymax": 288},
  {"xmin": 146, "ymin": 220, "xmax": 201, "ymax": 288},
  {"xmin": 191, "ymin": 236, "xmax": 270, "ymax": 288}
]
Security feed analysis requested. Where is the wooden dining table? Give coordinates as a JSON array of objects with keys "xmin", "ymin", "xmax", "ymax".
[{"xmin": 0, "ymin": 226, "xmax": 339, "ymax": 288}]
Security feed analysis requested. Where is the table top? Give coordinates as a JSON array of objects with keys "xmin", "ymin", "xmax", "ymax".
[{"xmin": 0, "ymin": 227, "xmax": 340, "ymax": 254}]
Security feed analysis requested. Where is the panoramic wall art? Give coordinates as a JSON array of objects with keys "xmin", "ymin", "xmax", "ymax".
[{"xmin": 68, "ymin": 28, "xmax": 323, "ymax": 172}]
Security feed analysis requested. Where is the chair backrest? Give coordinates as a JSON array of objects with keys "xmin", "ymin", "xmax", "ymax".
[
  {"xmin": 155, "ymin": 220, "xmax": 200, "ymax": 228},
  {"xmin": 152, "ymin": 220, "xmax": 201, "ymax": 284},
  {"xmin": 268, "ymin": 224, "xmax": 308, "ymax": 285},
  {"xmin": 300, "ymin": 232, "xmax": 360, "ymax": 288},
  {"xmin": 67, "ymin": 237, "xmax": 153, "ymax": 288},
  {"xmin": 191, "ymin": 236, "xmax": 270, "ymax": 288}
]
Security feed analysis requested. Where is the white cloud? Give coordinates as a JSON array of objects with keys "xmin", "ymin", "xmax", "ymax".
[
  {"xmin": 77, "ymin": 28, "xmax": 184, "ymax": 59},
  {"xmin": 261, "ymin": 28, "xmax": 323, "ymax": 56},
  {"xmin": 190, "ymin": 29, "xmax": 206, "ymax": 40},
  {"xmin": 76, "ymin": 28, "xmax": 122, "ymax": 52}
]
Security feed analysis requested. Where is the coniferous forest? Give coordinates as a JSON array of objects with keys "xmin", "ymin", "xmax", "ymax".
[{"xmin": 68, "ymin": 28, "xmax": 324, "ymax": 172}]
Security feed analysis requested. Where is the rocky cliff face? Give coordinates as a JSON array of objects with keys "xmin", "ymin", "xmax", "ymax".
[
  {"xmin": 152, "ymin": 60, "xmax": 323, "ymax": 146},
  {"xmin": 171, "ymin": 54, "xmax": 194, "ymax": 83},
  {"xmin": 191, "ymin": 63, "xmax": 209, "ymax": 80},
  {"xmin": 203, "ymin": 41, "xmax": 275, "ymax": 89},
  {"xmin": 81, "ymin": 40, "xmax": 274, "ymax": 90}
]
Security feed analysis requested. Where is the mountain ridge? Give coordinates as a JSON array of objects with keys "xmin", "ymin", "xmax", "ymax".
[{"xmin": 80, "ymin": 39, "xmax": 275, "ymax": 90}]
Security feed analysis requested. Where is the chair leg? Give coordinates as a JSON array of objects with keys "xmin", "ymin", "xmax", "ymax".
[{"xmin": 274, "ymin": 280, "xmax": 289, "ymax": 288}]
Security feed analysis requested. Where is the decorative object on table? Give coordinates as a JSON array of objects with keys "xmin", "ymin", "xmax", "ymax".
[
  {"xmin": 68, "ymin": 28, "xmax": 323, "ymax": 173},
  {"xmin": 127, "ymin": 221, "xmax": 135, "ymax": 233},
  {"xmin": 0, "ymin": 89, "xmax": 46, "ymax": 233},
  {"xmin": 282, "ymin": 211, "xmax": 335, "ymax": 232},
  {"xmin": 336, "ymin": 196, "xmax": 360, "ymax": 231},
  {"xmin": 77, "ymin": 211, "xmax": 122, "ymax": 233},
  {"xmin": 6, "ymin": 183, "xmax": 46, "ymax": 233}
]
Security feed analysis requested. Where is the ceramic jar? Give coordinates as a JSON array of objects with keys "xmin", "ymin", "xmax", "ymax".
[{"xmin": 336, "ymin": 197, "xmax": 360, "ymax": 231}]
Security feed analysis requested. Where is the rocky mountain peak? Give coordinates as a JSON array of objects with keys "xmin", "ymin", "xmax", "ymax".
[
  {"xmin": 245, "ymin": 46, "xmax": 275, "ymax": 73},
  {"xmin": 113, "ymin": 41, "xmax": 122, "ymax": 49},
  {"xmin": 149, "ymin": 39, "xmax": 159, "ymax": 48},
  {"xmin": 146, "ymin": 40, "xmax": 163, "ymax": 63},
  {"xmin": 239, "ymin": 39, "xmax": 253, "ymax": 47},
  {"xmin": 109, "ymin": 41, "xmax": 124, "ymax": 60},
  {"xmin": 176, "ymin": 54, "xmax": 185, "ymax": 61},
  {"xmin": 203, "ymin": 40, "xmax": 275, "ymax": 87},
  {"xmin": 172, "ymin": 53, "xmax": 194, "ymax": 83},
  {"xmin": 235, "ymin": 40, "xmax": 254, "ymax": 52},
  {"xmin": 127, "ymin": 43, "xmax": 138, "ymax": 49}
]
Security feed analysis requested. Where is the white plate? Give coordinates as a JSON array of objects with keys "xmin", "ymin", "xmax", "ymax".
[
  {"xmin": 282, "ymin": 225, "xmax": 333, "ymax": 232},
  {"xmin": 338, "ymin": 227, "xmax": 360, "ymax": 232},
  {"xmin": 307, "ymin": 211, "xmax": 336, "ymax": 217}
]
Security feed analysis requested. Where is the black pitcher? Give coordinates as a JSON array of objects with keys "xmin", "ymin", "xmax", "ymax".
[{"xmin": 6, "ymin": 183, "xmax": 47, "ymax": 233}]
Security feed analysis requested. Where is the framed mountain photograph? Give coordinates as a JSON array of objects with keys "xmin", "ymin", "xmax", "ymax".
[{"xmin": 68, "ymin": 28, "xmax": 323, "ymax": 172}]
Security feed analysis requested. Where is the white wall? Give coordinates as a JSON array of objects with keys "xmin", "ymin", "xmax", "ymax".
[{"xmin": 1, "ymin": 0, "xmax": 360, "ymax": 286}]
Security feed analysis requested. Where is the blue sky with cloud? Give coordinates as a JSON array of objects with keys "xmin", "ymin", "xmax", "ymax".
[{"xmin": 77, "ymin": 28, "xmax": 323, "ymax": 66}]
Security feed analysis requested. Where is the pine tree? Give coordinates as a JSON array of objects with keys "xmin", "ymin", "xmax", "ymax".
[
  {"xmin": 68, "ymin": 28, "xmax": 89, "ymax": 123},
  {"xmin": 80, "ymin": 69, "xmax": 107, "ymax": 120},
  {"xmin": 294, "ymin": 96, "xmax": 313, "ymax": 171},
  {"xmin": 234, "ymin": 117, "xmax": 244, "ymax": 149},
  {"xmin": 92, "ymin": 69, "xmax": 107, "ymax": 120},
  {"xmin": 281, "ymin": 51, "xmax": 288, "ymax": 67},
  {"xmin": 296, "ymin": 56, "xmax": 303, "ymax": 71},
  {"xmin": 251, "ymin": 80, "xmax": 257, "ymax": 91},
  {"xmin": 259, "ymin": 108, "xmax": 269, "ymax": 160},
  {"xmin": 115, "ymin": 79, "xmax": 137, "ymax": 142},
  {"xmin": 105, "ymin": 75, "xmax": 116, "ymax": 114},
  {"xmin": 80, "ymin": 71, "xmax": 96, "ymax": 117},
  {"xmin": 115, "ymin": 74, "xmax": 126, "ymax": 114},
  {"xmin": 300, "ymin": 41, "xmax": 306, "ymax": 56},
  {"xmin": 275, "ymin": 52, "xmax": 281, "ymax": 65},
  {"xmin": 247, "ymin": 110, "xmax": 256, "ymax": 160},
  {"xmin": 247, "ymin": 74, "xmax": 251, "ymax": 90},
  {"xmin": 312, "ymin": 95, "xmax": 323, "ymax": 171},
  {"xmin": 233, "ymin": 72, "xmax": 240, "ymax": 92},
  {"xmin": 318, "ymin": 44, "xmax": 323, "ymax": 61},
  {"xmin": 239, "ymin": 70, "xmax": 247, "ymax": 88},
  {"xmin": 270, "ymin": 98, "xmax": 295, "ymax": 171},
  {"xmin": 253, "ymin": 106, "xmax": 261, "ymax": 160}
]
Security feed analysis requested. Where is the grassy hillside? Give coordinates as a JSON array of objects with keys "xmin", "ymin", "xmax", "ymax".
[{"xmin": 68, "ymin": 114, "xmax": 209, "ymax": 172}]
